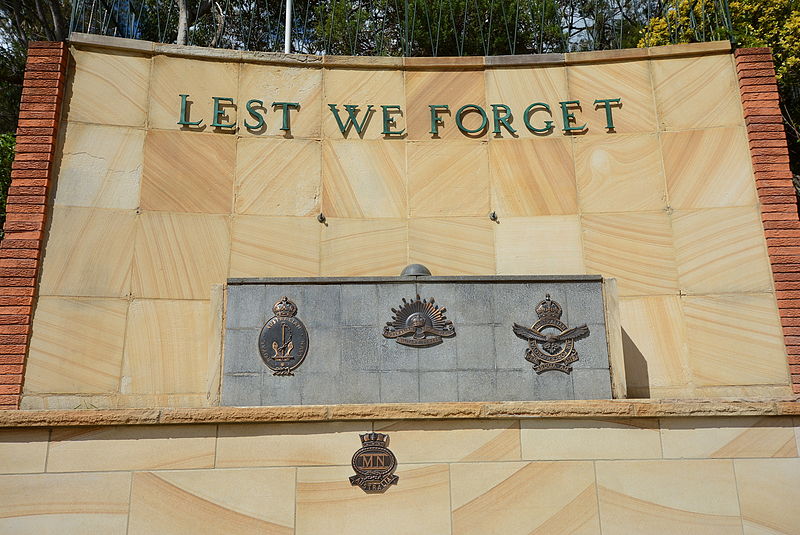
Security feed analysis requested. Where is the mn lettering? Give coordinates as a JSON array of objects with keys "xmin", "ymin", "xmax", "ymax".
[{"xmin": 357, "ymin": 453, "xmax": 389, "ymax": 470}]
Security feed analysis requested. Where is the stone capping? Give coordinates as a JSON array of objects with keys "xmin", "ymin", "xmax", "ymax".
[
  {"xmin": 68, "ymin": 32, "xmax": 731, "ymax": 68},
  {"xmin": 0, "ymin": 399, "xmax": 797, "ymax": 427},
  {"xmin": 735, "ymin": 48, "xmax": 800, "ymax": 395},
  {"xmin": 228, "ymin": 274, "xmax": 604, "ymax": 285},
  {"xmin": 0, "ymin": 42, "xmax": 67, "ymax": 410}
]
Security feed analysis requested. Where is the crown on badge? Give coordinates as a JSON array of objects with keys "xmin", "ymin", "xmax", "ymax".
[
  {"xmin": 359, "ymin": 432, "xmax": 389, "ymax": 447},
  {"xmin": 535, "ymin": 294, "xmax": 563, "ymax": 320},
  {"xmin": 272, "ymin": 296, "xmax": 298, "ymax": 317}
]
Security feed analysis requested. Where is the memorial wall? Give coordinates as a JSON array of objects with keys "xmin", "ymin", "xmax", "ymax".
[
  {"xmin": 19, "ymin": 36, "xmax": 792, "ymax": 408},
  {"xmin": 0, "ymin": 35, "xmax": 798, "ymax": 534}
]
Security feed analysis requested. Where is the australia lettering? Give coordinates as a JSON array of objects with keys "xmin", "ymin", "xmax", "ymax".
[{"xmin": 178, "ymin": 94, "xmax": 621, "ymax": 136}]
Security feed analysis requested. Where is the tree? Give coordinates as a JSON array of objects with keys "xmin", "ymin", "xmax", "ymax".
[
  {"xmin": 305, "ymin": 0, "xmax": 654, "ymax": 57},
  {"xmin": 174, "ymin": 0, "xmax": 225, "ymax": 46}
]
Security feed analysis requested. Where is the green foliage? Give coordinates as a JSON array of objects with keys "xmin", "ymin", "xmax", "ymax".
[
  {"xmin": 637, "ymin": 0, "xmax": 732, "ymax": 48},
  {"xmin": 0, "ymin": 78, "xmax": 23, "ymax": 135},
  {"xmin": 639, "ymin": 0, "xmax": 798, "ymax": 83},
  {"xmin": 0, "ymin": 19, "xmax": 28, "ymax": 133},
  {"xmin": 299, "ymin": 0, "xmax": 656, "ymax": 56},
  {"xmin": 129, "ymin": 0, "xmax": 566, "ymax": 56},
  {"xmin": 730, "ymin": 0, "xmax": 800, "ymax": 83},
  {"xmin": 307, "ymin": 0, "xmax": 566, "ymax": 57},
  {"xmin": 0, "ymin": 133, "xmax": 15, "ymax": 237},
  {"xmin": 78, "ymin": 0, "xmax": 666, "ymax": 56}
]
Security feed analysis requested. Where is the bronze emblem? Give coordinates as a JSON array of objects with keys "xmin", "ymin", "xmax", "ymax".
[
  {"xmin": 350, "ymin": 433, "xmax": 398, "ymax": 493},
  {"xmin": 512, "ymin": 294, "xmax": 590, "ymax": 374},
  {"xmin": 258, "ymin": 296, "xmax": 309, "ymax": 376},
  {"xmin": 383, "ymin": 294, "xmax": 455, "ymax": 347}
]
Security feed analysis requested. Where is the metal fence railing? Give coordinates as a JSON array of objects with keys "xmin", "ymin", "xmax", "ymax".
[{"xmin": 70, "ymin": 0, "xmax": 734, "ymax": 56}]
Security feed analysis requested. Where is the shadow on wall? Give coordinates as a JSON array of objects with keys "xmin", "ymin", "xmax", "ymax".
[{"xmin": 621, "ymin": 328, "xmax": 650, "ymax": 398}]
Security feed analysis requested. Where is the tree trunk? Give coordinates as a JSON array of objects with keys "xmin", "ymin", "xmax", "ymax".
[
  {"xmin": 46, "ymin": 0, "xmax": 68, "ymax": 41},
  {"xmin": 176, "ymin": 0, "xmax": 188, "ymax": 44},
  {"xmin": 209, "ymin": 1, "xmax": 225, "ymax": 47}
]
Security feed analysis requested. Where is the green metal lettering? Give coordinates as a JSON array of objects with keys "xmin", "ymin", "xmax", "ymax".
[
  {"xmin": 177, "ymin": 94, "xmax": 203, "ymax": 126},
  {"xmin": 429, "ymin": 105, "xmax": 449, "ymax": 135},
  {"xmin": 455, "ymin": 104, "xmax": 488, "ymax": 134},
  {"xmin": 244, "ymin": 99, "xmax": 265, "ymax": 130},
  {"xmin": 328, "ymin": 104, "xmax": 374, "ymax": 135},
  {"xmin": 211, "ymin": 96, "xmax": 236, "ymax": 128},
  {"xmin": 272, "ymin": 102, "xmax": 300, "ymax": 131},
  {"xmin": 381, "ymin": 105, "xmax": 405, "ymax": 136},
  {"xmin": 559, "ymin": 100, "xmax": 586, "ymax": 133},
  {"xmin": 490, "ymin": 104, "xmax": 516, "ymax": 135},
  {"xmin": 523, "ymin": 102, "xmax": 554, "ymax": 133},
  {"xmin": 594, "ymin": 98, "xmax": 622, "ymax": 130}
]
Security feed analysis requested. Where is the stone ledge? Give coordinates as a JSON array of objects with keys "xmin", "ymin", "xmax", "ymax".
[
  {"xmin": 1, "ymin": 399, "xmax": 797, "ymax": 427},
  {"xmin": 228, "ymin": 274, "xmax": 604, "ymax": 285},
  {"xmin": 67, "ymin": 33, "xmax": 732, "ymax": 69}
]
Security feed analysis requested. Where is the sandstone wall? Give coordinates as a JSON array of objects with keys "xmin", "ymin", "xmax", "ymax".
[
  {"xmin": 20, "ymin": 38, "xmax": 792, "ymax": 408},
  {"xmin": 1, "ymin": 416, "xmax": 798, "ymax": 533}
]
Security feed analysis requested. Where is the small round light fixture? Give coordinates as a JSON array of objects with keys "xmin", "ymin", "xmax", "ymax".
[{"xmin": 400, "ymin": 264, "xmax": 432, "ymax": 277}]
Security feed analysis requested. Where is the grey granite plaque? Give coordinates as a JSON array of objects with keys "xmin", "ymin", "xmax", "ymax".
[{"xmin": 222, "ymin": 275, "xmax": 614, "ymax": 406}]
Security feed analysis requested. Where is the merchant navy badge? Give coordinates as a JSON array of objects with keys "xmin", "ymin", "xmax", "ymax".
[
  {"xmin": 512, "ymin": 294, "xmax": 590, "ymax": 374},
  {"xmin": 258, "ymin": 296, "xmax": 309, "ymax": 376},
  {"xmin": 383, "ymin": 294, "xmax": 455, "ymax": 347},
  {"xmin": 350, "ymin": 433, "xmax": 399, "ymax": 493}
]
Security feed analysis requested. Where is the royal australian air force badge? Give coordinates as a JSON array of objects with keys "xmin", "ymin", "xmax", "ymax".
[
  {"xmin": 258, "ymin": 296, "xmax": 309, "ymax": 376},
  {"xmin": 512, "ymin": 294, "xmax": 590, "ymax": 374}
]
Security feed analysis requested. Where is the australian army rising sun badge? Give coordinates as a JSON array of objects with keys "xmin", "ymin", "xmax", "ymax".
[
  {"xmin": 382, "ymin": 294, "xmax": 455, "ymax": 347},
  {"xmin": 258, "ymin": 296, "xmax": 309, "ymax": 376}
]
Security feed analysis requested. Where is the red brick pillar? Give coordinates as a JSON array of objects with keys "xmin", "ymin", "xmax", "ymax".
[
  {"xmin": 735, "ymin": 47, "xmax": 800, "ymax": 395},
  {"xmin": 0, "ymin": 42, "xmax": 67, "ymax": 409}
]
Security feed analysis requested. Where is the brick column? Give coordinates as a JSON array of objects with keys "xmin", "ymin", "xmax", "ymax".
[
  {"xmin": 0, "ymin": 42, "xmax": 67, "ymax": 409},
  {"xmin": 735, "ymin": 47, "xmax": 800, "ymax": 395}
]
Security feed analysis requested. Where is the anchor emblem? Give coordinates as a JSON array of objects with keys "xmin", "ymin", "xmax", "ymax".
[
  {"xmin": 258, "ymin": 296, "xmax": 309, "ymax": 376},
  {"xmin": 272, "ymin": 322, "xmax": 294, "ymax": 361}
]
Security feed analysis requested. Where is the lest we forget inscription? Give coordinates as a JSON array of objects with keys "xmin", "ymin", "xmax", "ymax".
[{"xmin": 222, "ymin": 275, "xmax": 612, "ymax": 406}]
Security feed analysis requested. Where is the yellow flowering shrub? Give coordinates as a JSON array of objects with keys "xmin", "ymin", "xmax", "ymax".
[{"xmin": 639, "ymin": 0, "xmax": 800, "ymax": 83}]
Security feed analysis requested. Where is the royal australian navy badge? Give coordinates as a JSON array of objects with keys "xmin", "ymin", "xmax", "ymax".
[
  {"xmin": 350, "ymin": 433, "xmax": 399, "ymax": 493},
  {"xmin": 382, "ymin": 295, "xmax": 455, "ymax": 347},
  {"xmin": 258, "ymin": 296, "xmax": 309, "ymax": 376},
  {"xmin": 512, "ymin": 294, "xmax": 590, "ymax": 374}
]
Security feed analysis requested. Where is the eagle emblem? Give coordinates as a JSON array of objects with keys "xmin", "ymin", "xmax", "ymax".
[
  {"xmin": 512, "ymin": 294, "xmax": 590, "ymax": 374},
  {"xmin": 383, "ymin": 294, "xmax": 455, "ymax": 347}
]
